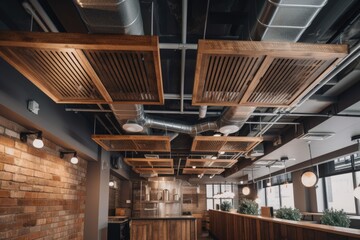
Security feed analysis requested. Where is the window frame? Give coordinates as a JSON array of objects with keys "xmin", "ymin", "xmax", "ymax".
[{"xmin": 206, "ymin": 183, "xmax": 234, "ymax": 210}]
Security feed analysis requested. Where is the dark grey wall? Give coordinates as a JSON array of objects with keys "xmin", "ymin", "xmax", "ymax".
[{"xmin": 0, "ymin": 58, "xmax": 98, "ymax": 160}]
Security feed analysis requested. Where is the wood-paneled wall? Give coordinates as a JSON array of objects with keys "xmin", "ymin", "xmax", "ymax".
[
  {"xmin": 209, "ymin": 210, "xmax": 360, "ymax": 240},
  {"xmin": 130, "ymin": 219, "xmax": 196, "ymax": 240}
]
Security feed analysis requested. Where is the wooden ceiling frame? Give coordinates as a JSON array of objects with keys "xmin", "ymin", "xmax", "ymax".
[
  {"xmin": 124, "ymin": 158, "xmax": 173, "ymax": 167},
  {"xmin": 193, "ymin": 40, "xmax": 347, "ymax": 107},
  {"xmin": 133, "ymin": 168, "xmax": 174, "ymax": 175},
  {"xmin": 92, "ymin": 135, "xmax": 171, "ymax": 152},
  {"xmin": 0, "ymin": 31, "xmax": 164, "ymax": 105},
  {"xmin": 185, "ymin": 158, "xmax": 237, "ymax": 168},
  {"xmin": 182, "ymin": 168, "xmax": 224, "ymax": 175},
  {"xmin": 191, "ymin": 136, "xmax": 263, "ymax": 153}
]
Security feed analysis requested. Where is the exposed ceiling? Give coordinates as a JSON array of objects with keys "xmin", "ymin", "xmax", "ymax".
[{"xmin": 0, "ymin": 0, "xmax": 360, "ymax": 181}]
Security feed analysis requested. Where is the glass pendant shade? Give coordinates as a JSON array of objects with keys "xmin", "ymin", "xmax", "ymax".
[
  {"xmin": 301, "ymin": 170, "xmax": 318, "ymax": 187},
  {"xmin": 242, "ymin": 186, "xmax": 250, "ymax": 195}
]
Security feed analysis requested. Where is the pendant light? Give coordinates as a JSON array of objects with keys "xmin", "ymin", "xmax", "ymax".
[
  {"xmin": 352, "ymin": 135, "xmax": 360, "ymax": 199},
  {"xmin": 301, "ymin": 141, "xmax": 318, "ymax": 187}
]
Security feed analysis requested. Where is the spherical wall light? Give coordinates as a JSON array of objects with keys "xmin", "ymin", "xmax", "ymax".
[
  {"xmin": 242, "ymin": 186, "xmax": 250, "ymax": 195},
  {"xmin": 301, "ymin": 170, "xmax": 318, "ymax": 188}
]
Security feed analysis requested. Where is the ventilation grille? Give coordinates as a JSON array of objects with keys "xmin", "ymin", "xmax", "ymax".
[
  {"xmin": 133, "ymin": 168, "xmax": 174, "ymax": 175},
  {"xmin": 193, "ymin": 40, "xmax": 347, "ymax": 107},
  {"xmin": 182, "ymin": 168, "xmax": 224, "ymax": 175},
  {"xmin": 0, "ymin": 32, "xmax": 163, "ymax": 104},
  {"xmin": 124, "ymin": 158, "xmax": 173, "ymax": 167},
  {"xmin": 92, "ymin": 135, "xmax": 170, "ymax": 152},
  {"xmin": 191, "ymin": 136, "xmax": 263, "ymax": 153},
  {"xmin": 186, "ymin": 159, "xmax": 237, "ymax": 168}
]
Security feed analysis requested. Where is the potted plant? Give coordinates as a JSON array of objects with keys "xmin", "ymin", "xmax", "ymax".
[
  {"xmin": 275, "ymin": 207, "xmax": 302, "ymax": 221},
  {"xmin": 238, "ymin": 199, "xmax": 259, "ymax": 215},
  {"xmin": 320, "ymin": 208, "xmax": 351, "ymax": 228},
  {"xmin": 220, "ymin": 201, "xmax": 232, "ymax": 212}
]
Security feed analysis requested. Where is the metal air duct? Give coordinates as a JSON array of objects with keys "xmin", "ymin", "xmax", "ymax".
[
  {"xmin": 251, "ymin": 0, "xmax": 327, "ymax": 42},
  {"xmin": 73, "ymin": 0, "xmax": 144, "ymax": 34}
]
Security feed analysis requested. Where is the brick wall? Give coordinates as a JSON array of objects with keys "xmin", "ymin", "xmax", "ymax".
[{"xmin": 0, "ymin": 116, "xmax": 87, "ymax": 239}]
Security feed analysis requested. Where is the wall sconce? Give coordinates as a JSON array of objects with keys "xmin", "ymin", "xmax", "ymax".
[
  {"xmin": 60, "ymin": 151, "xmax": 78, "ymax": 164},
  {"xmin": 20, "ymin": 131, "xmax": 44, "ymax": 149}
]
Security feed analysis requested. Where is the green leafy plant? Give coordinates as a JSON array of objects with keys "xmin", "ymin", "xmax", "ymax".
[
  {"xmin": 220, "ymin": 201, "xmax": 232, "ymax": 212},
  {"xmin": 275, "ymin": 207, "xmax": 302, "ymax": 221},
  {"xmin": 238, "ymin": 199, "xmax": 259, "ymax": 215},
  {"xmin": 320, "ymin": 208, "xmax": 351, "ymax": 228}
]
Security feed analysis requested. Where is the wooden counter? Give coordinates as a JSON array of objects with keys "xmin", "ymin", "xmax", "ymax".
[
  {"xmin": 130, "ymin": 216, "xmax": 197, "ymax": 240},
  {"xmin": 209, "ymin": 210, "xmax": 360, "ymax": 240}
]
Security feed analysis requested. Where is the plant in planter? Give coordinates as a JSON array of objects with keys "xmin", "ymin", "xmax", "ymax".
[
  {"xmin": 238, "ymin": 199, "xmax": 259, "ymax": 215},
  {"xmin": 275, "ymin": 207, "xmax": 302, "ymax": 221},
  {"xmin": 220, "ymin": 201, "xmax": 232, "ymax": 212},
  {"xmin": 320, "ymin": 208, "xmax": 351, "ymax": 228}
]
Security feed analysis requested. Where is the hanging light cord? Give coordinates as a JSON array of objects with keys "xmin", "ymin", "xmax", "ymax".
[{"xmin": 308, "ymin": 141, "xmax": 313, "ymax": 166}]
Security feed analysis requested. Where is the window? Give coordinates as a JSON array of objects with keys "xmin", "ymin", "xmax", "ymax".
[
  {"xmin": 206, "ymin": 184, "xmax": 234, "ymax": 210},
  {"xmin": 316, "ymin": 177, "xmax": 325, "ymax": 212},
  {"xmin": 258, "ymin": 188, "xmax": 266, "ymax": 206},
  {"xmin": 280, "ymin": 183, "xmax": 294, "ymax": 208},
  {"xmin": 266, "ymin": 186, "xmax": 280, "ymax": 209},
  {"xmin": 325, "ymin": 173, "xmax": 356, "ymax": 213}
]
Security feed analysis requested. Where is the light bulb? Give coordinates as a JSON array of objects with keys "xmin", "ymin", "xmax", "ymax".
[
  {"xmin": 109, "ymin": 181, "xmax": 115, "ymax": 187},
  {"xmin": 32, "ymin": 138, "xmax": 44, "ymax": 149},
  {"xmin": 192, "ymin": 166, "xmax": 196, "ymax": 169},
  {"xmin": 70, "ymin": 156, "xmax": 79, "ymax": 164}
]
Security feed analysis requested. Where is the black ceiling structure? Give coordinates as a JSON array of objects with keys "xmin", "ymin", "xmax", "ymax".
[{"xmin": 0, "ymin": 0, "xmax": 360, "ymax": 179}]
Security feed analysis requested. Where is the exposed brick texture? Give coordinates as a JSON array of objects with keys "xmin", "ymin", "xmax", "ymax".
[{"xmin": 0, "ymin": 116, "xmax": 87, "ymax": 240}]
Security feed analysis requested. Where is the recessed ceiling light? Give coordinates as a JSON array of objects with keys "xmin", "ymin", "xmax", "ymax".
[
  {"xmin": 219, "ymin": 151, "xmax": 225, "ymax": 155},
  {"xmin": 122, "ymin": 123, "xmax": 144, "ymax": 132},
  {"xmin": 213, "ymin": 133, "xmax": 222, "ymax": 137},
  {"xmin": 211, "ymin": 156, "xmax": 217, "ymax": 160},
  {"xmin": 298, "ymin": 132, "xmax": 335, "ymax": 141},
  {"xmin": 192, "ymin": 166, "xmax": 196, "ymax": 169},
  {"xmin": 219, "ymin": 125, "xmax": 240, "ymax": 134}
]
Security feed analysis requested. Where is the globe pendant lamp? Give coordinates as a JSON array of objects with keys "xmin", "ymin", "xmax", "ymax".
[
  {"xmin": 301, "ymin": 141, "xmax": 318, "ymax": 187},
  {"xmin": 242, "ymin": 186, "xmax": 250, "ymax": 195}
]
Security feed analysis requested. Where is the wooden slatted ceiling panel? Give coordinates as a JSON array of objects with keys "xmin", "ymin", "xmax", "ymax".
[
  {"xmin": 0, "ymin": 32, "xmax": 163, "ymax": 104},
  {"xmin": 133, "ymin": 168, "xmax": 174, "ymax": 175},
  {"xmin": 91, "ymin": 135, "xmax": 170, "ymax": 152},
  {"xmin": 191, "ymin": 136, "xmax": 263, "ymax": 153},
  {"xmin": 83, "ymin": 51, "xmax": 159, "ymax": 103},
  {"xmin": 182, "ymin": 168, "xmax": 224, "ymax": 175},
  {"xmin": 0, "ymin": 47, "xmax": 104, "ymax": 103},
  {"xmin": 193, "ymin": 40, "xmax": 347, "ymax": 107},
  {"xmin": 186, "ymin": 159, "xmax": 237, "ymax": 168},
  {"xmin": 124, "ymin": 158, "xmax": 173, "ymax": 167}
]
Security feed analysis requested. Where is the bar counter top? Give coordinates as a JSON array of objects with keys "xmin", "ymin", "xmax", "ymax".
[{"xmin": 131, "ymin": 215, "xmax": 196, "ymax": 220}]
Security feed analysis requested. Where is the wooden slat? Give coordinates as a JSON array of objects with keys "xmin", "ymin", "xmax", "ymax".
[
  {"xmin": 193, "ymin": 40, "xmax": 348, "ymax": 107},
  {"xmin": 92, "ymin": 135, "xmax": 171, "ymax": 152},
  {"xmin": 0, "ymin": 31, "xmax": 163, "ymax": 105},
  {"xmin": 125, "ymin": 158, "xmax": 173, "ymax": 167},
  {"xmin": 133, "ymin": 168, "xmax": 174, "ymax": 175},
  {"xmin": 182, "ymin": 168, "xmax": 224, "ymax": 175},
  {"xmin": 185, "ymin": 159, "xmax": 237, "ymax": 168},
  {"xmin": 209, "ymin": 210, "xmax": 360, "ymax": 240},
  {"xmin": 191, "ymin": 136, "xmax": 263, "ymax": 153}
]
